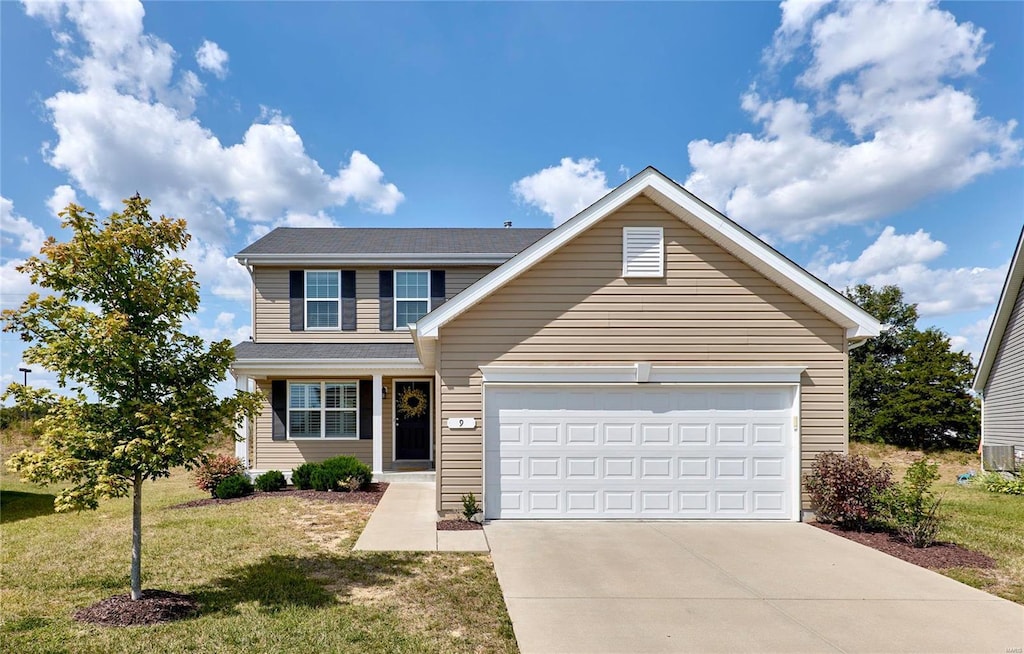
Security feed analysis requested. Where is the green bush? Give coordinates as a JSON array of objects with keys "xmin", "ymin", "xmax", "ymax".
[
  {"xmin": 806, "ymin": 452, "xmax": 893, "ymax": 530},
  {"xmin": 292, "ymin": 457, "xmax": 371, "ymax": 492},
  {"xmin": 883, "ymin": 458, "xmax": 943, "ymax": 548},
  {"xmin": 979, "ymin": 472, "xmax": 1024, "ymax": 495},
  {"xmin": 322, "ymin": 456, "xmax": 372, "ymax": 491},
  {"xmin": 254, "ymin": 469, "xmax": 286, "ymax": 492},
  {"xmin": 462, "ymin": 492, "xmax": 481, "ymax": 521},
  {"xmin": 195, "ymin": 454, "xmax": 245, "ymax": 497},
  {"xmin": 291, "ymin": 463, "xmax": 318, "ymax": 490},
  {"xmin": 214, "ymin": 474, "xmax": 254, "ymax": 499}
]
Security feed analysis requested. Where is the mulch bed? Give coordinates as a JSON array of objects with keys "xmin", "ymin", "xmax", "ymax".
[
  {"xmin": 73, "ymin": 589, "xmax": 198, "ymax": 627},
  {"xmin": 811, "ymin": 522, "xmax": 996, "ymax": 570},
  {"xmin": 167, "ymin": 483, "xmax": 388, "ymax": 509},
  {"xmin": 437, "ymin": 519, "xmax": 484, "ymax": 531}
]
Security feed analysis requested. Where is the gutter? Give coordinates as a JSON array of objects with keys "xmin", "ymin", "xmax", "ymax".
[{"xmin": 235, "ymin": 253, "xmax": 517, "ymax": 266}]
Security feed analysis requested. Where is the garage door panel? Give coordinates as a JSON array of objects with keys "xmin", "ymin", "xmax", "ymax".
[{"xmin": 485, "ymin": 386, "xmax": 796, "ymax": 520}]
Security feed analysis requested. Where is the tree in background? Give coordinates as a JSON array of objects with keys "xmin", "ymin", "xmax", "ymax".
[
  {"xmin": 845, "ymin": 284, "xmax": 979, "ymax": 450},
  {"xmin": 2, "ymin": 196, "xmax": 261, "ymax": 601}
]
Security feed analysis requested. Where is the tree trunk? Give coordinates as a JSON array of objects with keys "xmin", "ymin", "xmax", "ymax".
[{"xmin": 130, "ymin": 471, "xmax": 143, "ymax": 600}]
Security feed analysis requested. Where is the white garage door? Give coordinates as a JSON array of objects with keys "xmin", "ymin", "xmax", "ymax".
[{"xmin": 484, "ymin": 385, "xmax": 798, "ymax": 520}]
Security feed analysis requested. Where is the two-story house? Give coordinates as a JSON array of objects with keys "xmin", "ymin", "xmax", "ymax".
[{"xmin": 231, "ymin": 167, "xmax": 881, "ymax": 520}]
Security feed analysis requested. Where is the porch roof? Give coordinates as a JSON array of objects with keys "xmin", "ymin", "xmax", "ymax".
[{"xmin": 231, "ymin": 342, "xmax": 424, "ymax": 377}]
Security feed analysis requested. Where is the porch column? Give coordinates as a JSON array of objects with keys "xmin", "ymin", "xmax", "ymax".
[
  {"xmin": 372, "ymin": 373, "xmax": 383, "ymax": 474},
  {"xmin": 234, "ymin": 374, "xmax": 250, "ymax": 468}
]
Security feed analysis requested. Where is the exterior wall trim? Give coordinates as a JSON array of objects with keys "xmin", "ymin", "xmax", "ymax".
[
  {"xmin": 479, "ymin": 364, "xmax": 807, "ymax": 384},
  {"xmin": 974, "ymin": 226, "xmax": 1024, "ymax": 392}
]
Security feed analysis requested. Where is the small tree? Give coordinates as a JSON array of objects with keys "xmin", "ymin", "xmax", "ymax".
[{"xmin": 3, "ymin": 196, "xmax": 260, "ymax": 601}]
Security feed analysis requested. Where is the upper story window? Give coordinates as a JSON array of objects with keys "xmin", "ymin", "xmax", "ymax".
[
  {"xmin": 305, "ymin": 271, "xmax": 339, "ymax": 329},
  {"xmin": 395, "ymin": 270, "xmax": 430, "ymax": 329},
  {"xmin": 289, "ymin": 381, "xmax": 357, "ymax": 439}
]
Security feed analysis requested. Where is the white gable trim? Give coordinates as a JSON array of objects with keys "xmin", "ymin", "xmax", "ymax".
[
  {"xmin": 416, "ymin": 167, "xmax": 881, "ymax": 340},
  {"xmin": 973, "ymin": 226, "xmax": 1024, "ymax": 392}
]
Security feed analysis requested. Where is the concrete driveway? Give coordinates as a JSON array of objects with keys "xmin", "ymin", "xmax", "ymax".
[{"xmin": 485, "ymin": 521, "xmax": 1024, "ymax": 653}]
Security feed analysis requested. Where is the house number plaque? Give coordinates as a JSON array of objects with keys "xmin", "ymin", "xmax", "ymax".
[{"xmin": 447, "ymin": 417, "xmax": 476, "ymax": 429}]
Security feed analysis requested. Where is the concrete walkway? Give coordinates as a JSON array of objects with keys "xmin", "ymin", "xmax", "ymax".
[
  {"xmin": 353, "ymin": 482, "xmax": 489, "ymax": 552},
  {"xmin": 487, "ymin": 521, "xmax": 1024, "ymax": 654}
]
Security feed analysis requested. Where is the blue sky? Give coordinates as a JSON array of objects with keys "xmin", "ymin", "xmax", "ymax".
[{"xmin": 2, "ymin": 0, "xmax": 1022, "ymax": 397}]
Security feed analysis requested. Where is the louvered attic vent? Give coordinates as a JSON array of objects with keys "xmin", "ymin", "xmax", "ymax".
[{"xmin": 622, "ymin": 227, "xmax": 664, "ymax": 277}]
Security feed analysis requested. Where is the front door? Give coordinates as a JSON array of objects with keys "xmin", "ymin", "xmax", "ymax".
[{"xmin": 395, "ymin": 380, "xmax": 431, "ymax": 460}]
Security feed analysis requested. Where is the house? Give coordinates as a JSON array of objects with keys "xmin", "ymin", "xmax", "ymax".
[
  {"xmin": 231, "ymin": 167, "xmax": 881, "ymax": 520},
  {"xmin": 972, "ymin": 226, "xmax": 1024, "ymax": 470}
]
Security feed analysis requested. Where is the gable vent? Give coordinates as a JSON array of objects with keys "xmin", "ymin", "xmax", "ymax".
[{"xmin": 622, "ymin": 227, "xmax": 664, "ymax": 277}]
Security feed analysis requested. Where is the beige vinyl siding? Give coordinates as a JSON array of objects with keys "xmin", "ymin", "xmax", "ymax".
[
  {"xmin": 252, "ymin": 376, "xmax": 419, "ymax": 471},
  {"xmin": 984, "ymin": 283, "xmax": 1024, "ymax": 447},
  {"xmin": 253, "ymin": 266, "xmax": 494, "ymax": 342},
  {"xmin": 436, "ymin": 196, "xmax": 848, "ymax": 511}
]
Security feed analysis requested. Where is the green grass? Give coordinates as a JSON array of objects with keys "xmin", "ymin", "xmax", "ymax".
[
  {"xmin": 0, "ymin": 440, "xmax": 516, "ymax": 653},
  {"xmin": 852, "ymin": 442, "xmax": 1024, "ymax": 604}
]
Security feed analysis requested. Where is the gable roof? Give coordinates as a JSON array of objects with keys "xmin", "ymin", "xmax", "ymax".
[
  {"xmin": 415, "ymin": 166, "xmax": 882, "ymax": 341},
  {"xmin": 236, "ymin": 227, "xmax": 550, "ymax": 265},
  {"xmin": 973, "ymin": 225, "xmax": 1024, "ymax": 392}
]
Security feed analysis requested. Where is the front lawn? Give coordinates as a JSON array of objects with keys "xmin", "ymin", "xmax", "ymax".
[
  {"xmin": 0, "ymin": 455, "xmax": 516, "ymax": 653},
  {"xmin": 852, "ymin": 442, "xmax": 1024, "ymax": 604}
]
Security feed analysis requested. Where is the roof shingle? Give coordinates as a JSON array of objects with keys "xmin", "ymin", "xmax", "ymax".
[{"xmin": 237, "ymin": 227, "xmax": 551, "ymax": 256}]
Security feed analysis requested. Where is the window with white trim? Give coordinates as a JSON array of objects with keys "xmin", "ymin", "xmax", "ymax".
[
  {"xmin": 288, "ymin": 381, "xmax": 358, "ymax": 438},
  {"xmin": 622, "ymin": 227, "xmax": 664, "ymax": 277},
  {"xmin": 305, "ymin": 271, "xmax": 340, "ymax": 329},
  {"xmin": 394, "ymin": 270, "xmax": 430, "ymax": 329}
]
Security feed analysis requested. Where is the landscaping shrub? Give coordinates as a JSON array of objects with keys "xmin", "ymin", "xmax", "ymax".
[
  {"xmin": 291, "ymin": 463, "xmax": 318, "ymax": 490},
  {"xmin": 320, "ymin": 456, "xmax": 372, "ymax": 492},
  {"xmin": 194, "ymin": 454, "xmax": 245, "ymax": 497},
  {"xmin": 310, "ymin": 465, "xmax": 337, "ymax": 492},
  {"xmin": 214, "ymin": 474, "xmax": 254, "ymax": 499},
  {"xmin": 979, "ymin": 472, "xmax": 1024, "ymax": 495},
  {"xmin": 254, "ymin": 469, "xmax": 286, "ymax": 492},
  {"xmin": 806, "ymin": 452, "xmax": 893, "ymax": 530},
  {"xmin": 883, "ymin": 458, "xmax": 943, "ymax": 548},
  {"xmin": 461, "ymin": 492, "xmax": 481, "ymax": 521}
]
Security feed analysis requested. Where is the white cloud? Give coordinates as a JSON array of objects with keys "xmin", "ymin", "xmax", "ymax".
[
  {"xmin": 812, "ymin": 226, "xmax": 1008, "ymax": 317},
  {"xmin": 28, "ymin": 0, "xmax": 404, "ymax": 245},
  {"xmin": 195, "ymin": 39, "xmax": 229, "ymax": 79},
  {"xmin": 328, "ymin": 151, "xmax": 405, "ymax": 215},
  {"xmin": 949, "ymin": 315, "xmax": 992, "ymax": 361},
  {"xmin": 187, "ymin": 310, "xmax": 250, "ymax": 346},
  {"xmin": 46, "ymin": 184, "xmax": 78, "ymax": 218},
  {"xmin": 686, "ymin": 0, "xmax": 1021, "ymax": 242},
  {"xmin": 512, "ymin": 157, "xmax": 612, "ymax": 225},
  {"xmin": 1, "ymin": 196, "xmax": 47, "ymax": 256}
]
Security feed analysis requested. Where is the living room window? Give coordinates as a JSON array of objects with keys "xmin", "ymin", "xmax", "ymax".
[
  {"xmin": 288, "ymin": 381, "xmax": 358, "ymax": 438},
  {"xmin": 305, "ymin": 271, "xmax": 340, "ymax": 329},
  {"xmin": 394, "ymin": 270, "xmax": 430, "ymax": 329}
]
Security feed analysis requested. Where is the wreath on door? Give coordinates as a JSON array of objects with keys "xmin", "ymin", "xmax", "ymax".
[{"xmin": 397, "ymin": 386, "xmax": 428, "ymax": 418}]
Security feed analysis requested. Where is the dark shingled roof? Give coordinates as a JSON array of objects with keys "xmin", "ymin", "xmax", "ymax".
[
  {"xmin": 237, "ymin": 227, "xmax": 552, "ymax": 256},
  {"xmin": 233, "ymin": 342, "xmax": 418, "ymax": 360}
]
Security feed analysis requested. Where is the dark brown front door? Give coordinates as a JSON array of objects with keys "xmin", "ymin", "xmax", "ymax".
[{"xmin": 395, "ymin": 380, "xmax": 431, "ymax": 460}]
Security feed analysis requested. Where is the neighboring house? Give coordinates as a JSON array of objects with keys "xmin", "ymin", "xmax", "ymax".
[
  {"xmin": 231, "ymin": 167, "xmax": 881, "ymax": 520},
  {"xmin": 972, "ymin": 226, "xmax": 1024, "ymax": 468}
]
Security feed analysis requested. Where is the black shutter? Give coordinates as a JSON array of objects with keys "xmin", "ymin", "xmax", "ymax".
[
  {"xmin": 430, "ymin": 270, "xmax": 446, "ymax": 309},
  {"xmin": 341, "ymin": 270, "xmax": 356, "ymax": 331},
  {"xmin": 289, "ymin": 271, "xmax": 304, "ymax": 331},
  {"xmin": 379, "ymin": 270, "xmax": 394, "ymax": 331},
  {"xmin": 359, "ymin": 379, "xmax": 373, "ymax": 439},
  {"xmin": 271, "ymin": 380, "xmax": 287, "ymax": 441}
]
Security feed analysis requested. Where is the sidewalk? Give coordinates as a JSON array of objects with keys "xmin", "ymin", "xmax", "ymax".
[{"xmin": 353, "ymin": 482, "xmax": 489, "ymax": 552}]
